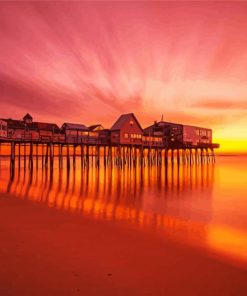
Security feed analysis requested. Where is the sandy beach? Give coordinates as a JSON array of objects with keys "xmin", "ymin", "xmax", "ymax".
[{"xmin": 0, "ymin": 194, "xmax": 247, "ymax": 296}]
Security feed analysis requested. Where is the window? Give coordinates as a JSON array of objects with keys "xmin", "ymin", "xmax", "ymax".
[
  {"xmin": 89, "ymin": 132, "xmax": 98, "ymax": 137},
  {"xmin": 200, "ymin": 129, "xmax": 207, "ymax": 136},
  {"xmin": 130, "ymin": 120, "xmax": 134, "ymax": 126},
  {"xmin": 130, "ymin": 133, "xmax": 142, "ymax": 140},
  {"xmin": 112, "ymin": 133, "xmax": 119, "ymax": 138},
  {"xmin": 124, "ymin": 133, "xmax": 129, "ymax": 139}
]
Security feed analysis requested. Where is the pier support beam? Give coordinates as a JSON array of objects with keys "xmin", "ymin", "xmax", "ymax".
[
  {"xmin": 36, "ymin": 143, "xmax": 38, "ymax": 169},
  {"xmin": 73, "ymin": 145, "xmax": 76, "ymax": 168},
  {"xmin": 67, "ymin": 144, "xmax": 70, "ymax": 170},
  {"xmin": 171, "ymin": 149, "xmax": 174, "ymax": 165},
  {"xmin": 177, "ymin": 149, "xmax": 180, "ymax": 166},
  {"xmin": 10, "ymin": 142, "xmax": 15, "ymax": 167},
  {"xmin": 29, "ymin": 142, "xmax": 33, "ymax": 170}
]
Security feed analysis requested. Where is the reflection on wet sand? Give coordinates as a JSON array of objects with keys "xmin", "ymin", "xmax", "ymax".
[
  {"xmin": 2, "ymin": 156, "xmax": 247, "ymax": 265},
  {"xmin": 1, "ymin": 158, "xmax": 215, "ymax": 245}
]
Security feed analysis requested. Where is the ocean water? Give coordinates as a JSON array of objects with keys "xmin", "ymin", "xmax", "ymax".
[{"xmin": 0, "ymin": 155, "xmax": 246, "ymax": 266}]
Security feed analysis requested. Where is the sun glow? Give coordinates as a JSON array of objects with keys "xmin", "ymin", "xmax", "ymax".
[{"xmin": 0, "ymin": 2, "xmax": 247, "ymax": 153}]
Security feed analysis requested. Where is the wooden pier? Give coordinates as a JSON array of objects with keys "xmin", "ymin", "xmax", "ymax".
[{"xmin": 0, "ymin": 138, "xmax": 219, "ymax": 171}]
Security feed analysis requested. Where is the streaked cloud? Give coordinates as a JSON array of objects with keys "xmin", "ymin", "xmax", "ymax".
[
  {"xmin": 0, "ymin": 1, "xmax": 247, "ymax": 150},
  {"xmin": 191, "ymin": 100, "xmax": 247, "ymax": 110}
]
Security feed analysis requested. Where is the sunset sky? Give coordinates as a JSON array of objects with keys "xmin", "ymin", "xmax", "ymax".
[{"xmin": 0, "ymin": 1, "xmax": 247, "ymax": 153}]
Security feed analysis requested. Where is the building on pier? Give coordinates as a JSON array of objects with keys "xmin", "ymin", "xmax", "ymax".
[
  {"xmin": 110, "ymin": 113, "xmax": 143, "ymax": 145},
  {"xmin": 1, "ymin": 114, "xmax": 61, "ymax": 141},
  {"xmin": 62, "ymin": 123, "xmax": 89, "ymax": 143},
  {"xmin": 88, "ymin": 124, "xmax": 104, "ymax": 132},
  {"xmin": 144, "ymin": 120, "xmax": 213, "ymax": 148},
  {"xmin": 0, "ymin": 112, "xmax": 219, "ymax": 152},
  {"xmin": 87, "ymin": 124, "xmax": 103, "ymax": 143},
  {"xmin": 32, "ymin": 122, "xmax": 62, "ymax": 142},
  {"xmin": 0, "ymin": 118, "xmax": 37, "ymax": 140},
  {"xmin": 0, "ymin": 120, "xmax": 7, "ymax": 139},
  {"xmin": 183, "ymin": 125, "xmax": 212, "ymax": 146},
  {"xmin": 98, "ymin": 129, "xmax": 111, "ymax": 145},
  {"xmin": 144, "ymin": 121, "xmax": 182, "ymax": 148},
  {"xmin": 62, "ymin": 122, "xmax": 102, "ymax": 144}
]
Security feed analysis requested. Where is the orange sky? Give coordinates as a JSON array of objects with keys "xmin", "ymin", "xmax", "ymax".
[{"xmin": 0, "ymin": 1, "xmax": 247, "ymax": 153}]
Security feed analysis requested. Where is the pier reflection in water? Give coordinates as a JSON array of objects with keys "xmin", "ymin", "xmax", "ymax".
[
  {"xmin": 0, "ymin": 157, "xmax": 214, "ymax": 245},
  {"xmin": 2, "ymin": 155, "xmax": 247, "ymax": 265}
]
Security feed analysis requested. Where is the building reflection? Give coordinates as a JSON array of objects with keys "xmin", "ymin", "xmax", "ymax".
[{"xmin": 1, "ymin": 158, "xmax": 215, "ymax": 243}]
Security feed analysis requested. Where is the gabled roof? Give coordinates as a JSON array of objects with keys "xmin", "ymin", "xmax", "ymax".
[
  {"xmin": 88, "ymin": 124, "xmax": 104, "ymax": 131},
  {"xmin": 110, "ymin": 113, "xmax": 143, "ymax": 131},
  {"xmin": 0, "ymin": 119, "xmax": 7, "ymax": 125},
  {"xmin": 144, "ymin": 121, "xmax": 182, "ymax": 131},
  {"xmin": 0, "ymin": 118, "xmax": 60, "ymax": 131},
  {"xmin": 23, "ymin": 113, "xmax": 33, "ymax": 120},
  {"xmin": 62, "ymin": 123, "xmax": 88, "ymax": 131},
  {"xmin": 144, "ymin": 120, "xmax": 211, "ymax": 132},
  {"xmin": 1, "ymin": 118, "xmax": 26, "ymax": 129},
  {"xmin": 30, "ymin": 122, "xmax": 60, "ymax": 132}
]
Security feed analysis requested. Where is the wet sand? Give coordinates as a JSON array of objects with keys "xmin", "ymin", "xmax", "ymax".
[{"xmin": 0, "ymin": 194, "xmax": 247, "ymax": 296}]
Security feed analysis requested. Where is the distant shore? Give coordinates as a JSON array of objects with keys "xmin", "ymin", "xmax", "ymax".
[{"xmin": 0, "ymin": 194, "xmax": 247, "ymax": 296}]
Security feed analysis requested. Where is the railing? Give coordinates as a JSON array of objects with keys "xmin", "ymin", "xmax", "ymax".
[
  {"xmin": 0, "ymin": 133, "xmax": 220, "ymax": 149},
  {"xmin": 142, "ymin": 140, "xmax": 163, "ymax": 147}
]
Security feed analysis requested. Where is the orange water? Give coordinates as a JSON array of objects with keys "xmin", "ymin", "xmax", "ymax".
[{"xmin": 0, "ymin": 156, "xmax": 246, "ymax": 266}]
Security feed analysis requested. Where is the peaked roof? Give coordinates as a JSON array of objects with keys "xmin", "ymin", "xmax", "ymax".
[
  {"xmin": 111, "ymin": 113, "xmax": 143, "ymax": 131},
  {"xmin": 0, "ymin": 119, "xmax": 7, "ymax": 124},
  {"xmin": 88, "ymin": 124, "xmax": 104, "ymax": 131},
  {"xmin": 30, "ymin": 122, "xmax": 60, "ymax": 132},
  {"xmin": 62, "ymin": 123, "xmax": 88, "ymax": 131},
  {"xmin": 144, "ymin": 121, "xmax": 182, "ymax": 130},
  {"xmin": 23, "ymin": 113, "xmax": 33, "ymax": 120},
  {"xmin": 0, "ymin": 118, "xmax": 60, "ymax": 132},
  {"xmin": 1, "ymin": 119, "xmax": 25, "ymax": 129},
  {"xmin": 144, "ymin": 120, "xmax": 210, "ymax": 131}
]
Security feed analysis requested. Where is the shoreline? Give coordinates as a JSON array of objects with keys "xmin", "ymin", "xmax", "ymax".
[{"xmin": 1, "ymin": 193, "xmax": 247, "ymax": 295}]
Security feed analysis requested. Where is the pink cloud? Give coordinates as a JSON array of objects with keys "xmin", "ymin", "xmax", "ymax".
[{"xmin": 0, "ymin": 1, "xmax": 247, "ymax": 147}]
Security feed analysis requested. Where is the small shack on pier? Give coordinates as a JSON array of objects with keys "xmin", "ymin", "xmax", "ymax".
[
  {"xmin": 1, "ymin": 114, "xmax": 61, "ymax": 141},
  {"xmin": 62, "ymin": 123, "xmax": 89, "ymax": 143},
  {"xmin": 1, "ymin": 118, "xmax": 37, "ymax": 140},
  {"xmin": 88, "ymin": 124, "xmax": 104, "ymax": 142},
  {"xmin": 110, "ymin": 113, "xmax": 143, "ymax": 145},
  {"xmin": 98, "ymin": 129, "xmax": 111, "ymax": 145},
  {"xmin": 32, "ymin": 122, "xmax": 61, "ymax": 142}
]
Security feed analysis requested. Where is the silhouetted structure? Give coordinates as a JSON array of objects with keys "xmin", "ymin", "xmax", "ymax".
[
  {"xmin": 110, "ymin": 113, "xmax": 143, "ymax": 145},
  {"xmin": 0, "ymin": 112, "xmax": 219, "ymax": 169},
  {"xmin": 144, "ymin": 120, "xmax": 214, "ymax": 148}
]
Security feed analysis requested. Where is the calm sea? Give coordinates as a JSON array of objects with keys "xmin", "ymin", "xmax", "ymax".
[{"xmin": 0, "ymin": 155, "xmax": 246, "ymax": 266}]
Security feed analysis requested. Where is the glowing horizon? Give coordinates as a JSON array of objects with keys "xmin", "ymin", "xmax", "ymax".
[{"xmin": 0, "ymin": 2, "xmax": 247, "ymax": 153}]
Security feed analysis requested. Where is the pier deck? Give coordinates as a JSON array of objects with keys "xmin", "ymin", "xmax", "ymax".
[{"xmin": 0, "ymin": 138, "xmax": 219, "ymax": 170}]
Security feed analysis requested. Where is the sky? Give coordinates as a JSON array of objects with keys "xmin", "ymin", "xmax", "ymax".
[{"xmin": 0, "ymin": 1, "xmax": 247, "ymax": 153}]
